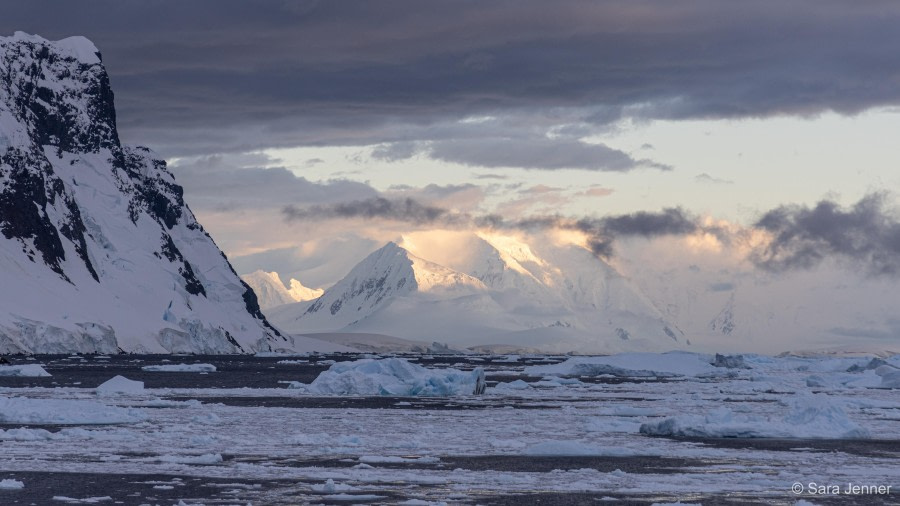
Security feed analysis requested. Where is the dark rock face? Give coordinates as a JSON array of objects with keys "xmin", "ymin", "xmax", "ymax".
[{"xmin": 0, "ymin": 34, "xmax": 282, "ymax": 352}]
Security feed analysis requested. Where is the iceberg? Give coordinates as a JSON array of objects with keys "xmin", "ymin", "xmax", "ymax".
[
  {"xmin": 526, "ymin": 352, "xmax": 724, "ymax": 378},
  {"xmin": 301, "ymin": 358, "xmax": 485, "ymax": 396},
  {"xmin": 0, "ymin": 364, "xmax": 51, "ymax": 377},
  {"xmin": 96, "ymin": 375, "xmax": 144, "ymax": 395}
]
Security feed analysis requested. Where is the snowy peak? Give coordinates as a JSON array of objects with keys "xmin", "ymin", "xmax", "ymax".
[
  {"xmin": 0, "ymin": 33, "xmax": 282, "ymax": 353},
  {"xmin": 293, "ymin": 242, "xmax": 485, "ymax": 331},
  {"xmin": 240, "ymin": 270, "xmax": 322, "ymax": 309},
  {"xmin": 271, "ymin": 233, "xmax": 685, "ymax": 353},
  {"xmin": 288, "ymin": 278, "xmax": 324, "ymax": 302}
]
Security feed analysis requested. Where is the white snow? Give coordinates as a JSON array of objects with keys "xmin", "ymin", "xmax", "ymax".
[
  {"xmin": 0, "ymin": 364, "xmax": 50, "ymax": 377},
  {"xmin": 95, "ymin": 375, "xmax": 144, "ymax": 395},
  {"xmin": 0, "ymin": 397, "xmax": 144, "ymax": 425},
  {"xmin": 0, "ymin": 478, "xmax": 24, "ymax": 489},
  {"xmin": 142, "ymin": 363, "xmax": 217, "ymax": 372},
  {"xmin": 639, "ymin": 393, "xmax": 870, "ymax": 438},
  {"xmin": 300, "ymin": 358, "xmax": 486, "ymax": 396}
]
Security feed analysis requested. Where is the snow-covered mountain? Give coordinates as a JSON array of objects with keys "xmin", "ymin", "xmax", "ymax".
[
  {"xmin": 269, "ymin": 232, "xmax": 686, "ymax": 353},
  {"xmin": 240, "ymin": 270, "xmax": 323, "ymax": 309},
  {"xmin": 0, "ymin": 32, "xmax": 285, "ymax": 353}
]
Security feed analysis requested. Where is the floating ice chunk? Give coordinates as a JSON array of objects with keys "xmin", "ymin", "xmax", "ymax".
[
  {"xmin": 0, "ymin": 364, "xmax": 51, "ymax": 377},
  {"xmin": 875, "ymin": 365, "xmax": 900, "ymax": 389},
  {"xmin": 492, "ymin": 379, "xmax": 531, "ymax": 390},
  {"xmin": 312, "ymin": 478, "xmax": 357, "ymax": 493},
  {"xmin": 302, "ymin": 358, "xmax": 485, "ymax": 396},
  {"xmin": 0, "ymin": 478, "xmax": 24, "ymax": 489},
  {"xmin": 51, "ymin": 495, "xmax": 113, "ymax": 503},
  {"xmin": 526, "ymin": 352, "xmax": 725, "ymax": 378},
  {"xmin": 358, "ymin": 455, "xmax": 440, "ymax": 464},
  {"xmin": 640, "ymin": 393, "xmax": 870, "ymax": 439},
  {"xmin": 142, "ymin": 363, "xmax": 216, "ymax": 372},
  {"xmin": 0, "ymin": 397, "xmax": 144, "ymax": 425},
  {"xmin": 96, "ymin": 375, "xmax": 144, "ymax": 395}
]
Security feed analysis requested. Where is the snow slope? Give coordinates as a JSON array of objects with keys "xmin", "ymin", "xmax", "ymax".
[{"xmin": 0, "ymin": 33, "xmax": 284, "ymax": 353}]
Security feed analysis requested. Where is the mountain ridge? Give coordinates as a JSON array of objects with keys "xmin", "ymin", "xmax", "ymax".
[{"xmin": 0, "ymin": 32, "xmax": 283, "ymax": 353}]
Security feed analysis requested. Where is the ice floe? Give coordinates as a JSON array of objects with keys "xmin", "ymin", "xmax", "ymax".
[
  {"xmin": 0, "ymin": 364, "xmax": 50, "ymax": 377},
  {"xmin": 639, "ymin": 393, "xmax": 870, "ymax": 438},
  {"xmin": 0, "ymin": 397, "xmax": 144, "ymax": 425},
  {"xmin": 141, "ymin": 363, "xmax": 216, "ymax": 372},
  {"xmin": 95, "ymin": 375, "xmax": 144, "ymax": 395},
  {"xmin": 525, "ymin": 352, "xmax": 726, "ymax": 378},
  {"xmin": 0, "ymin": 478, "xmax": 24, "ymax": 489},
  {"xmin": 297, "ymin": 358, "xmax": 486, "ymax": 396}
]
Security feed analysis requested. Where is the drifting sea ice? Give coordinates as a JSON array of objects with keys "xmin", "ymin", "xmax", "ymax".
[
  {"xmin": 639, "ymin": 393, "xmax": 870, "ymax": 438},
  {"xmin": 0, "ymin": 364, "xmax": 50, "ymax": 377},
  {"xmin": 141, "ymin": 363, "xmax": 216, "ymax": 372},
  {"xmin": 0, "ymin": 479, "xmax": 24, "ymax": 489},
  {"xmin": 525, "ymin": 351, "xmax": 727, "ymax": 378},
  {"xmin": 297, "ymin": 357, "xmax": 486, "ymax": 396},
  {"xmin": 95, "ymin": 375, "xmax": 144, "ymax": 395},
  {"xmin": 0, "ymin": 397, "xmax": 145, "ymax": 425}
]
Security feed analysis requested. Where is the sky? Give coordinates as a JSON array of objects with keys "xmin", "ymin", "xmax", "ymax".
[{"xmin": 5, "ymin": 1, "xmax": 900, "ymax": 349}]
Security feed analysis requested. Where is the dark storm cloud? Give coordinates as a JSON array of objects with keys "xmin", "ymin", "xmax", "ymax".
[
  {"xmin": 427, "ymin": 138, "xmax": 666, "ymax": 172},
  {"xmin": 4, "ymin": 1, "xmax": 900, "ymax": 158},
  {"xmin": 283, "ymin": 197, "xmax": 453, "ymax": 225},
  {"xmin": 752, "ymin": 193, "xmax": 900, "ymax": 276},
  {"xmin": 282, "ymin": 197, "xmax": 698, "ymax": 258},
  {"xmin": 171, "ymin": 155, "xmax": 378, "ymax": 212}
]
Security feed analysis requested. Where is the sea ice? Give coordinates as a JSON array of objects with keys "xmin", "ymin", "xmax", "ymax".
[
  {"xmin": 526, "ymin": 352, "xmax": 726, "ymax": 378},
  {"xmin": 0, "ymin": 478, "xmax": 24, "ymax": 489},
  {"xmin": 141, "ymin": 363, "xmax": 216, "ymax": 372},
  {"xmin": 640, "ymin": 393, "xmax": 870, "ymax": 438},
  {"xmin": 0, "ymin": 364, "xmax": 51, "ymax": 377},
  {"xmin": 300, "ymin": 358, "xmax": 486, "ymax": 396},
  {"xmin": 0, "ymin": 397, "xmax": 144, "ymax": 425},
  {"xmin": 96, "ymin": 375, "xmax": 144, "ymax": 395}
]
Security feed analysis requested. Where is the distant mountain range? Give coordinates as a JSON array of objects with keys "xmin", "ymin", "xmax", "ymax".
[{"xmin": 264, "ymin": 233, "xmax": 689, "ymax": 353}]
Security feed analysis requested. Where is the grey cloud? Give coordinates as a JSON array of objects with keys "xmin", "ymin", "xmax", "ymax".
[
  {"xmin": 695, "ymin": 173, "xmax": 734, "ymax": 185},
  {"xmin": 427, "ymin": 137, "xmax": 666, "ymax": 172},
  {"xmin": 709, "ymin": 282, "xmax": 736, "ymax": 292},
  {"xmin": 282, "ymin": 196, "xmax": 698, "ymax": 258},
  {"xmin": 171, "ymin": 155, "xmax": 378, "ymax": 212},
  {"xmin": 752, "ymin": 193, "xmax": 900, "ymax": 276},
  {"xmin": 599, "ymin": 208, "xmax": 698, "ymax": 237},
  {"xmin": 5, "ymin": 1, "xmax": 900, "ymax": 158},
  {"xmin": 283, "ymin": 197, "xmax": 454, "ymax": 225},
  {"xmin": 371, "ymin": 141, "xmax": 423, "ymax": 162}
]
